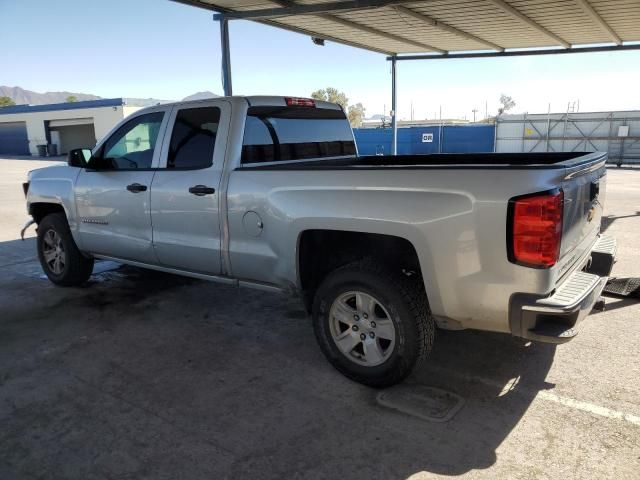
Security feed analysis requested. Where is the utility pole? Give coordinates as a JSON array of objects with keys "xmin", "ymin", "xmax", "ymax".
[
  {"xmin": 545, "ymin": 102, "xmax": 551, "ymax": 152},
  {"xmin": 391, "ymin": 56, "xmax": 397, "ymax": 155},
  {"xmin": 472, "ymin": 108, "xmax": 478, "ymax": 123}
]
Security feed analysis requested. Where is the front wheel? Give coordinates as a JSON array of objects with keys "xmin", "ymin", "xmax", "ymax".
[
  {"xmin": 37, "ymin": 212, "xmax": 94, "ymax": 286},
  {"xmin": 312, "ymin": 259, "xmax": 434, "ymax": 388}
]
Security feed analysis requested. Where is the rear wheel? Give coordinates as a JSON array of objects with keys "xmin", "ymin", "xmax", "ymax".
[
  {"xmin": 312, "ymin": 258, "xmax": 434, "ymax": 388},
  {"xmin": 37, "ymin": 213, "xmax": 93, "ymax": 286}
]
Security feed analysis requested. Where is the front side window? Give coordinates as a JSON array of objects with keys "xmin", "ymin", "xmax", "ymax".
[
  {"xmin": 241, "ymin": 106, "xmax": 356, "ymax": 164},
  {"xmin": 167, "ymin": 107, "xmax": 220, "ymax": 169},
  {"xmin": 94, "ymin": 112, "xmax": 164, "ymax": 169}
]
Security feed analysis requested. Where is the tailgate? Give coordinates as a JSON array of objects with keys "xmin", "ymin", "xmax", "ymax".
[{"xmin": 557, "ymin": 158, "xmax": 607, "ymax": 278}]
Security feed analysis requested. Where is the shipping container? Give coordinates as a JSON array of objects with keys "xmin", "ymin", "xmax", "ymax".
[{"xmin": 353, "ymin": 125, "xmax": 495, "ymax": 156}]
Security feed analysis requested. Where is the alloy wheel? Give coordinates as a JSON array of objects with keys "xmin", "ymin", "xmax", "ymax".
[{"xmin": 328, "ymin": 291, "xmax": 396, "ymax": 367}]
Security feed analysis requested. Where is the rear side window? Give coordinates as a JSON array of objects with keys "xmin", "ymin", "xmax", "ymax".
[
  {"xmin": 167, "ymin": 107, "xmax": 220, "ymax": 169},
  {"xmin": 241, "ymin": 106, "xmax": 355, "ymax": 164}
]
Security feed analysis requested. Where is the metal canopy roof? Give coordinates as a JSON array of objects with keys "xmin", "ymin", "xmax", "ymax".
[
  {"xmin": 176, "ymin": 0, "xmax": 640, "ymax": 57},
  {"xmin": 172, "ymin": 0, "xmax": 640, "ymax": 155}
]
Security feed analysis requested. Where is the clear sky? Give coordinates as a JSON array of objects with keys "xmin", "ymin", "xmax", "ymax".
[{"xmin": 2, "ymin": 0, "xmax": 640, "ymax": 120}]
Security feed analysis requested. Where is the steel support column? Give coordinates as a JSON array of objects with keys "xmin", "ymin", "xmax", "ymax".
[
  {"xmin": 391, "ymin": 55, "xmax": 398, "ymax": 155},
  {"xmin": 219, "ymin": 16, "xmax": 233, "ymax": 96}
]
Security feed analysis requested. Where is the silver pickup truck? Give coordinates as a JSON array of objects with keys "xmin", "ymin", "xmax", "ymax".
[{"xmin": 23, "ymin": 96, "xmax": 616, "ymax": 387}]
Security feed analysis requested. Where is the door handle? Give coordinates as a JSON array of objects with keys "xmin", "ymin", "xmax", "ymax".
[
  {"xmin": 189, "ymin": 185, "xmax": 216, "ymax": 196},
  {"xmin": 126, "ymin": 183, "xmax": 147, "ymax": 193}
]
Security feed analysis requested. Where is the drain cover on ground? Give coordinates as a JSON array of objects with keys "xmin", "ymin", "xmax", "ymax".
[
  {"xmin": 603, "ymin": 277, "xmax": 640, "ymax": 298},
  {"xmin": 376, "ymin": 384, "xmax": 464, "ymax": 422}
]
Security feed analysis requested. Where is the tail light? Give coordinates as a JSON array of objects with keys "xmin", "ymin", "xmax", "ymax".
[
  {"xmin": 285, "ymin": 97, "xmax": 316, "ymax": 107},
  {"xmin": 508, "ymin": 190, "xmax": 563, "ymax": 268}
]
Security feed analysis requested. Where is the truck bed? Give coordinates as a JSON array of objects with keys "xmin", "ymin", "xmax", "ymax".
[
  {"xmin": 239, "ymin": 151, "xmax": 605, "ymax": 170},
  {"xmin": 230, "ymin": 147, "xmax": 608, "ymax": 334}
]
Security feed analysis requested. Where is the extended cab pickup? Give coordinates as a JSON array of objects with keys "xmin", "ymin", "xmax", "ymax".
[{"xmin": 23, "ymin": 96, "xmax": 616, "ymax": 387}]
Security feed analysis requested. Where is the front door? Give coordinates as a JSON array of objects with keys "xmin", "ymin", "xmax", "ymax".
[
  {"xmin": 150, "ymin": 100, "xmax": 230, "ymax": 274},
  {"xmin": 75, "ymin": 109, "xmax": 169, "ymax": 263}
]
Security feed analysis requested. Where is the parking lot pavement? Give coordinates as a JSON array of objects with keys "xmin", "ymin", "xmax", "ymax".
[{"xmin": 1, "ymin": 158, "xmax": 638, "ymax": 480}]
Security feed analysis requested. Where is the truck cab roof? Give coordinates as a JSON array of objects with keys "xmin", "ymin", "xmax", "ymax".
[{"xmin": 130, "ymin": 96, "xmax": 343, "ymax": 114}]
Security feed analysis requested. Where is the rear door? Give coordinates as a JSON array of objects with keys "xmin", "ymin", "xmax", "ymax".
[
  {"xmin": 228, "ymin": 100, "xmax": 357, "ymax": 284},
  {"xmin": 75, "ymin": 108, "xmax": 169, "ymax": 263},
  {"xmin": 150, "ymin": 100, "xmax": 230, "ymax": 274}
]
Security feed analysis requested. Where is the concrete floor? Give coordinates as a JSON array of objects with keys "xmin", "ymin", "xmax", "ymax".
[{"xmin": 0, "ymin": 158, "xmax": 638, "ymax": 480}]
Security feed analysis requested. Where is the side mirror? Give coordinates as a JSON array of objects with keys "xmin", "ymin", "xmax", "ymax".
[{"xmin": 67, "ymin": 148, "xmax": 92, "ymax": 168}]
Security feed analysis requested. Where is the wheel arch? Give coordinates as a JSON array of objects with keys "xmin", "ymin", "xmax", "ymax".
[
  {"xmin": 29, "ymin": 201, "xmax": 85, "ymax": 252},
  {"xmin": 296, "ymin": 229, "xmax": 427, "ymax": 313},
  {"xmin": 29, "ymin": 202, "xmax": 67, "ymax": 224}
]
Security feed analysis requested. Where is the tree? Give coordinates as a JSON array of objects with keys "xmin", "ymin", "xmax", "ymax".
[
  {"xmin": 348, "ymin": 103, "xmax": 366, "ymax": 128},
  {"xmin": 0, "ymin": 96, "xmax": 16, "ymax": 107},
  {"xmin": 498, "ymin": 94, "xmax": 515, "ymax": 115},
  {"xmin": 66, "ymin": 95, "xmax": 78, "ymax": 103},
  {"xmin": 311, "ymin": 87, "xmax": 348, "ymax": 110},
  {"xmin": 310, "ymin": 87, "xmax": 365, "ymax": 127}
]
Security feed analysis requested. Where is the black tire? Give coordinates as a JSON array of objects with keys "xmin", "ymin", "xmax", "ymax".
[
  {"xmin": 312, "ymin": 258, "xmax": 434, "ymax": 388},
  {"xmin": 37, "ymin": 212, "xmax": 94, "ymax": 286}
]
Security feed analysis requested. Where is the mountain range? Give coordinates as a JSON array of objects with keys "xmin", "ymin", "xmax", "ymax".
[
  {"xmin": 0, "ymin": 86, "xmax": 219, "ymax": 106},
  {"xmin": 0, "ymin": 86, "xmax": 101, "ymax": 105},
  {"xmin": 182, "ymin": 91, "xmax": 219, "ymax": 101}
]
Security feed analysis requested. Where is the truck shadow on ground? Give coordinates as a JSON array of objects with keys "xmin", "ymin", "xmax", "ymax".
[
  {"xmin": 1, "ymin": 254, "xmax": 558, "ymax": 479},
  {"xmin": 399, "ymin": 329, "xmax": 557, "ymax": 476}
]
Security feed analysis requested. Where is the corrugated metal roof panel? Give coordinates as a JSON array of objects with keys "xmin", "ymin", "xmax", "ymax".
[{"xmin": 177, "ymin": 0, "xmax": 640, "ymax": 54}]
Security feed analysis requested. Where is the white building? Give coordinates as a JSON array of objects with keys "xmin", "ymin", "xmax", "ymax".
[{"xmin": 0, "ymin": 98, "xmax": 142, "ymax": 156}]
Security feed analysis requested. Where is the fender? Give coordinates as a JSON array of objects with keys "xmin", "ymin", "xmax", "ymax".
[{"xmin": 26, "ymin": 165, "xmax": 83, "ymax": 247}]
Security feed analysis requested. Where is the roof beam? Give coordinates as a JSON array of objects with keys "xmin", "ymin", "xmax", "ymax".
[
  {"xmin": 171, "ymin": 0, "xmax": 397, "ymax": 55},
  {"xmin": 389, "ymin": 43, "xmax": 640, "ymax": 61},
  {"xmin": 574, "ymin": 0, "xmax": 622, "ymax": 45},
  {"xmin": 392, "ymin": 5, "xmax": 504, "ymax": 51},
  {"xmin": 319, "ymin": 14, "xmax": 446, "ymax": 53},
  {"xmin": 269, "ymin": 0, "xmax": 446, "ymax": 54},
  {"xmin": 487, "ymin": 0, "xmax": 571, "ymax": 48},
  {"xmin": 214, "ymin": 0, "xmax": 408, "ymax": 20},
  {"xmin": 261, "ymin": 17, "xmax": 396, "ymax": 55}
]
